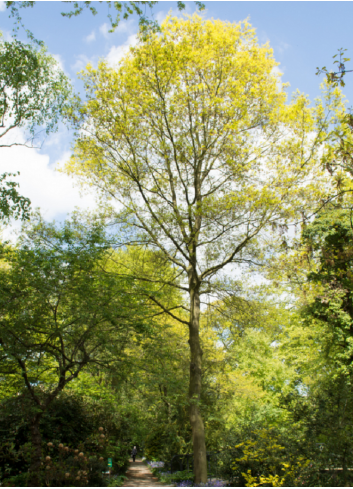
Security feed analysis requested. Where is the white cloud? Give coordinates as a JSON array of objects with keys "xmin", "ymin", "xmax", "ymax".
[
  {"xmin": 258, "ymin": 30, "xmax": 271, "ymax": 46},
  {"xmin": 51, "ymin": 53, "xmax": 68, "ymax": 77},
  {"xmin": 272, "ymin": 65, "xmax": 286, "ymax": 92},
  {"xmin": 114, "ymin": 19, "xmax": 136, "ymax": 34},
  {"xmin": 42, "ymin": 126, "xmax": 68, "ymax": 150},
  {"xmin": 0, "ymin": 131, "xmax": 98, "ymax": 238},
  {"xmin": 0, "ymin": 28, "xmax": 12, "ymax": 41},
  {"xmin": 85, "ymin": 30, "xmax": 96, "ymax": 43},
  {"xmin": 277, "ymin": 41, "xmax": 290, "ymax": 55},
  {"xmin": 258, "ymin": 32, "xmax": 290, "ymax": 56},
  {"xmin": 272, "ymin": 65, "xmax": 284, "ymax": 77},
  {"xmin": 99, "ymin": 22, "xmax": 110, "ymax": 39},
  {"xmin": 0, "ymin": 2, "xmax": 6, "ymax": 12},
  {"xmin": 106, "ymin": 34, "xmax": 138, "ymax": 67},
  {"xmin": 99, "ymin": 18, "xmax": 136, "ymax": 39},
  {"xmin": 155, "ymin": 10, "xmax": 168, "ymax": 25},
  {"xmin": 71, "ymin": 54, "xmax": 98, "ymax": 73}
]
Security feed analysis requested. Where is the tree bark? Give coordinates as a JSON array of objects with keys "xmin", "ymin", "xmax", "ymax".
[
  {"xmin": 188, "ymin": 280, "xmax": 208, "ymax": 484},
  {"xmin": 28, "ymin": 412, "xmax": 43, "ymax": 486}
]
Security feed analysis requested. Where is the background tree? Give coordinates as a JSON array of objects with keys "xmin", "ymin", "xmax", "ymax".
[
  {"xmin": 0, "ymin": 214, "xmax": 148, "ymax": 485},
  {"xmin": 0, "ymin": 172, "xmax": 30, "ymax": 222},
  {"xmin": 254, "ymin": 139, "xmax": 353, "ymax": 484},
  {"xmin": 301, "ymin": 208, "xmax": 353, "ymax": 376},
  {"xmin": 316, "ymin": 48, "xmax": 352, "ymax": 88},
  {"xmin": 0, "ymin": 35, "xmax": 72, "ymax": 224},
  {"xmin": 64, "ymin": 15, "xmax": 334, "ymax": 483},
  {"xmin": 0, "ymin": 37, "xmax": 71, "ymax": 148}
]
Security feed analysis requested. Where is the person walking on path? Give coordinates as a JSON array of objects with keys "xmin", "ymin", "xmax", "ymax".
[{"xmin": 131, "ymin": 446, "xmax": 137, "ymax": 462}]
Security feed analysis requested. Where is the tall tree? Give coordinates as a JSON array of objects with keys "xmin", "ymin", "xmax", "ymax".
[{"xmin": 64, "ymin": 15, "xmax": 335, "ymax": 482}]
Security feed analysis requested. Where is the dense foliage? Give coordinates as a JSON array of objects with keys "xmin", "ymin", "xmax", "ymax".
[
  {"xmin": 0, "ymin": 393, "xmax": 131, "ymax": 486},
  {"xmin": 64, "ymin": 13, "xmax": 341, "ymax": 483},
  {"xmin": 1, "ymin": 12, "xmax": 353, "ymax": 488},
  {"xmin": 0, "ymin": 36, "xmax": 71, "ymax": 147}
]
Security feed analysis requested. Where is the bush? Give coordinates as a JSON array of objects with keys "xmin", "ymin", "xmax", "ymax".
[
  {"xmin": 1, "ymin": 473, "xmax": 28, "ymax": 487},
  {"xmin": 0, "ymin": 393, "xmax": 131, "ymax": 485},
  {"xmin": 225, "ymin": 427, "xmax": 348, "ymax": 487},
  {"xmin": 144, "ymin": 423, "xmax": 192, "ymax": 462}
]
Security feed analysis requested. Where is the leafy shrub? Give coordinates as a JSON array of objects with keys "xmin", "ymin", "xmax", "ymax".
[
  {"xmin": 106, "ymin": 474, "xmax": 129, "ymax": 487},
  {"xmin": 0, "ymin": 393, "xmax": 131, "ymax": 485},
  {"xmin": 228, "ymin": 428, "xmax": 343, "ymax": 487},
  {"xmin": 144, "ymin": 424, "xmax": 191, "ymax": 461},
  {"xmin": 1, "ymin": 473, "xmax": 28, "ymax": 487}
]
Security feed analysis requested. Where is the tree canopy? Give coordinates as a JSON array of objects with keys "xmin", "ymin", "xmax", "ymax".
[
  {"xmin": 63, "ymin": 14, "xmax": 343, "ymax": 483},
  {"xmin": 2, "ymin": 9, "xmax": 353, "ymax": 489},
  {"xmin": 0, "ymin": 37, "xmax": 72, "ymax": 148},
  {"xmin": 0, "ymin": 214, "xmax": 150, "ymax": 484}
]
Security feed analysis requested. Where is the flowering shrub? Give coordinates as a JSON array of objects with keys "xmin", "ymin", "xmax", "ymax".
[
  {"xmin": 35, "ymin": 429, "xmax": 110, "ymax": 486},
  {"xmin": 1, "ymin": 426, "xmax": 130, "ymax": 487},
  {"xmin": 0, "ymin": 393, "xmax": 131, "ymax": 485}
]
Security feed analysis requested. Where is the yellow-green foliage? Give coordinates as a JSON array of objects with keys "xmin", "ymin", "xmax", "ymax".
[
  {"xmin": 63, "ymin": 13, "xmax": 337, "ymax": 237},
  {"xmin": 232, "ymin": 429, "xmax": 311, "ymax": 487}
]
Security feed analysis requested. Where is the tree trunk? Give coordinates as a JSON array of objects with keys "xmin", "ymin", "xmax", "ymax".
[
  {"xmin": 28, "ymin": 413, "xmax": 43, "ymax": 487},
  {"xmin": 188, "ymin": 282, "xmax": 208, "ymax": 484}
]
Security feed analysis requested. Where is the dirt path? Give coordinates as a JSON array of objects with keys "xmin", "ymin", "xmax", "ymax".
[{"xmin": 123, "ymin": 459, "xmax": 175, "ymax": 487}]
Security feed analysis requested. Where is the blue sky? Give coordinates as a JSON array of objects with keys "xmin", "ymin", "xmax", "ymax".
[{"xmin": 1, "ymin": 1, "xmax": 353, "ymax": 235}]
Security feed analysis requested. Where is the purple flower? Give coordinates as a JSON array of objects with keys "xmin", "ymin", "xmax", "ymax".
[
  {"xmin": 177, "ymin": 479, "xmax": 226, "ymax": 487},
  {"xmin": 147, "ymin": 461, "xmax": 165, "ymax": 468}
]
